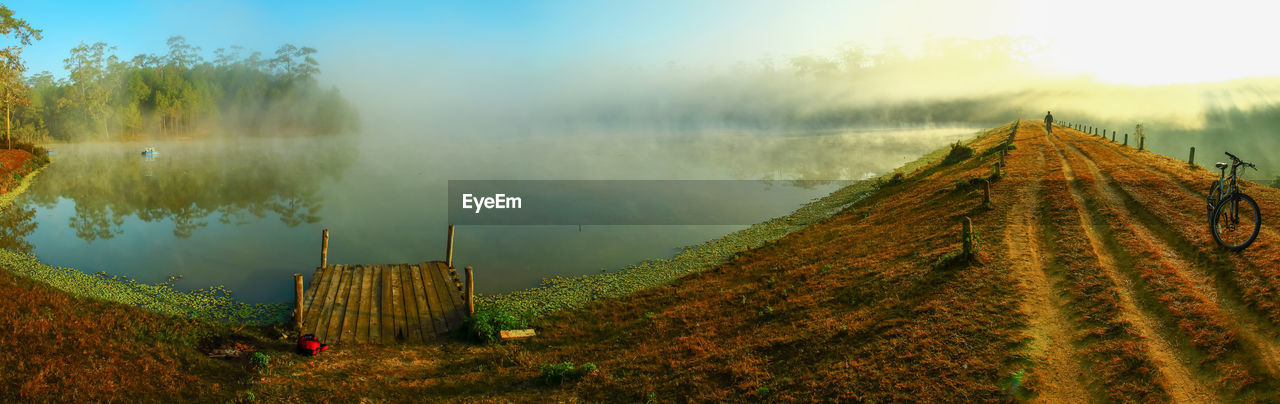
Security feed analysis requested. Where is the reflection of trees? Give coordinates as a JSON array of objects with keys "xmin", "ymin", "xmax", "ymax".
[
  {"xmin": 0, "ymin": 201, "xmax": 39, "ymax": 253},
  {"xmin": 27, "ymin": 137, "xmax": 353, "ymax": 241},
  {"xmin": 69, "ymin": 202, "xmax": 123, "ymax": 242}
]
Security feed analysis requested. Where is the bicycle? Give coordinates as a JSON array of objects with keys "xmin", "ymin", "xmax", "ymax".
[{"xmin": 1206, "ymin": 152, "xmax": 1261, "ymax": 251}]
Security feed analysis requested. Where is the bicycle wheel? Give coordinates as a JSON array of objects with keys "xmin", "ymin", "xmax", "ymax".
[
  {"xmin": 1206, "ymin": 181, "xmax": 1222, "ymax": 222},
  {"xmin": 1211, "ymin": 193, "xmax": 1261, "ymax": 251}
]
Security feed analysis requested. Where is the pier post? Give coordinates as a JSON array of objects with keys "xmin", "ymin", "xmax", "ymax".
[
  {"xmin": 1189, "ymin": 147, "xmax": 1196, "ymax": 166},
  {"xmin": 962, "ymin": 217, "xmax": 974, "ymax": 258},
  {"xmin": 465, "ymin": 266, "xmax": 474, "ymax": 316},
  {"xmin": 293, "ymin": 273, "xmax": 304, "ymax": 331},
  {"xmin": 446, "ymin": 225, "xmax": 455, "ymax": 268},
  {"xmin": 320, "ymin": 229, "xmax": 329, "ymax": 268}
]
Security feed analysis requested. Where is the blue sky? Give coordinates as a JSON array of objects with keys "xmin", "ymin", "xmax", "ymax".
[
  {"xmin": 2, "ymin": 1, "xmax": 923, "ymax": 79},
  {"xmin": 5, "ymin": 0, "xmax": 1280, "ymax": 85}
]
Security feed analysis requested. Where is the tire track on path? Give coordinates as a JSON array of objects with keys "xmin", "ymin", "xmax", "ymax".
[
  {"xmin": 1041, "ymin": 126, "xmax": 1217, "ymax": 403},
  {"xmin": 1057, "ymin": 131, "xmax": 1280, "ymax": 379},
  {"xmin": 1002, "ymin": 126, "xmax": 1091, "ymax": 403}
]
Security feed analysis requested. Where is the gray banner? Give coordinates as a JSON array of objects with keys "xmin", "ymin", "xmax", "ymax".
[{"xmin": 447, "ymin": 180, "xmax": 861, "ymax": 225}]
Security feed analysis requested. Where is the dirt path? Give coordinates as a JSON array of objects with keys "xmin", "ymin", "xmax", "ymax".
[
  {"xmin": 1057, "ymin": 132, "xmax": 1280, "ymax": 378},
  {"xmin": 1041, "ymin": 126, "xmax": 1217, "ymax": 403},
  {"xmin": 1002, "ymin": 131, "xmax": 1091, "ymax": 403}
]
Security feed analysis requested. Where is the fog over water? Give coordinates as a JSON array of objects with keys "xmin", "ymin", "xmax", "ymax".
[{"xmin": 14, "ymin": 30, "xmax": 1280, "ymax": 302}]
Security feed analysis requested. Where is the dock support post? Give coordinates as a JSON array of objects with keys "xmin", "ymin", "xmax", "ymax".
[
  {"xmin": 293, "ymin": 273, "xmax": 304, "ymax": 332},
  {"xmin": 446, "ymin": 225, "xmax": 455, "ymax": 268},
  {"xmin": 465, "ymin": 266, "xmax": 474, "ymax": 316},
  {"xmin": 1189, "ymin": 147, "xmax": 1196, "ymax": 166},
  {"xmin": 320, "ymin": 229, "xmax": 329, "ymax": 268}
]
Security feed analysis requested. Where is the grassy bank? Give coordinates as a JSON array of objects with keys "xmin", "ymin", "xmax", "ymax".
[{"xmin": 479, "ymin": 126, "xmax": 995, "ymax": 320}]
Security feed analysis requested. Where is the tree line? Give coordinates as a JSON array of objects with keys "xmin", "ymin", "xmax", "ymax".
[
  {"xmin": 0, "ymin": 6, "xmax": 358, "ymax": 143},
  {"xmin": 13, "ymin": 36, "xmax": 359, "ymax": 142}
]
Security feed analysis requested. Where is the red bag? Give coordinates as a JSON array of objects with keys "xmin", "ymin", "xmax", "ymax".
[{"xmin": 296, "ymin": 334, "xmax": 329, "ymax": 356}]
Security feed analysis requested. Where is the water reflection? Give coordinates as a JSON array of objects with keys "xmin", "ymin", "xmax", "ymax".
[
  {"xmin": 0, "ymin": 201, "xmax": 37, "ymax": 253},
  {"xmin": 26, "ymin": 137, "xmax": 354, "ymax": 241}
]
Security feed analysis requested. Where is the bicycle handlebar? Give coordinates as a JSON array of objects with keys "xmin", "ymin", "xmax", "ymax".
[{"xmin": 1225, "ymin": 151, "xmax": 1256, "ymax": 170}]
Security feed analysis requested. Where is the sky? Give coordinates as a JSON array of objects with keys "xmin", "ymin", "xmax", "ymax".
[{"xmin": 5, "ymin": 0, "xmax": 1280, "ymax": 87}]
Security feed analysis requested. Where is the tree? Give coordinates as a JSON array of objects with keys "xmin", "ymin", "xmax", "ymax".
[
  {"xmin": 165, "ymin": 35, "xmax": 202, "ymax": 68},
  {"xmin": 0, "ymin": 48, "xmax": 28, "ymax": 148},
  {"xmin": 63, "ymin": 42, "xmax": 117, "ymax": 139},
  {"xmin": 0, "ymin": 5, "xmax": 41, "ymax": 149}
]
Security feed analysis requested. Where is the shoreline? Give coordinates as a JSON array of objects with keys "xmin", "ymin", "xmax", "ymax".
[
  {"xmin": 6, "ymin": 126, "xmax": 998, "ymax": 325},
  {"xmin": 0, "ymin": 154, "xmax": 289, "ymax": 325},
  {"xmin": 478, "ymin": 125, "xmax": 997, "ymax": 319}
]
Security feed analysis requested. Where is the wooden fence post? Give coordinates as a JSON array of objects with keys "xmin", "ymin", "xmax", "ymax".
[
  {"xmin": 1139, "ymin": 137, "xmax": 1145, "ymax": 151},
  {"xmin": 1123, "ymin": 133, "xmax": 1128, "ymax": 146},
  {"xmin": 1189, "ymin": 147, "xmax": 1196, "ymax": 165},
  {"xmin": 293, "ymin": 273, "xmax": 304, "ymax": 332},
  {"xmin": 962, "ymin": 217, "xmax": 974, "ymax": 257},
  {"xmin": 464, "ymin": 266, "xmax": 474, "ymax": 316},
  {"xmin": 1111, "ymin": 131, "xmax": 1115, "ymax": 142},
  {"xmin": 983, "ymin": 180, "xmax": 992, "ymax": 206},
  {"xmin": 446, "ymin": 225, "xmax": 455, "ymax": 268},
  {"xmin": 320, "ymin": 229, "xmax": 329, "ymax": 268}
]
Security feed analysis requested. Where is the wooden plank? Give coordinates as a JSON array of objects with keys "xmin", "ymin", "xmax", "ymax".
[
  {"xmin": 390, "ymin": 263, "xmax": 405, "ymax": 342},
  {"xmin": 324, "ymin": 266, "xmax": 352, "ymax": 344},
  {"xmin": 368, "ymin": 265, "xmax": 382, "ymax": 344},
  {"xmin": 439, "ymin": 262, "xmax": 466, "ymax": 310},
  {"xmin": 418, "ymin": 263, "xmax": 448, "ymax": 335},
  {"xmin": 398, "ymin": 264, "xmax": 425, "ymax": 344},
  {"xmin": 500, "ymin": 329, "xmax": 536, "ymax": 340},
  {"xmin": 437, "ymin": 262, "xmax": 466, "ymax": 324},
  {"xmin": 355, "ymin": 263, "xmax": 375, "ymax": 344},
  {"xmin": 426, "ymin": 261, "xmax": 461, "ymax": 330},
  {"xmin": 339, "ymin": 265, "xmax": 363, "ymax": 343},
  {"xmin": 301, "ymin": 267, "xmax": 324, "ymax": 311},
  {"xmin": 301, "ymin": 266, "xmax": 330, "ymax": 336},
  {"xmin": 380, "ymin": 264, "xmax": 395, "ymax": 344},
  {"xmin": 314, "ymin": 265, "xmax": 345, "ymax": 342},
  {"xmin": 408, "ymin": 264, "xmax": 437, "ymax": 339}
]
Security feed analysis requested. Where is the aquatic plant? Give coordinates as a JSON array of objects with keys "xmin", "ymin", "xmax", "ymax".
[{"xmin": 0, "ymin": 250, "xmax": 290, "ymax": 325}]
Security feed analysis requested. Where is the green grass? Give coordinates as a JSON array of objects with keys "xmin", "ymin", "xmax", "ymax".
[{"xmin": 0, "ymin": 250, "xmax": 289, "ymax": 324}]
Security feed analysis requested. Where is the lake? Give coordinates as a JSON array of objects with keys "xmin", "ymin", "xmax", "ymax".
[{"xmin": 9, "ymin": 128, "xmax": 977, "ymax": 303}]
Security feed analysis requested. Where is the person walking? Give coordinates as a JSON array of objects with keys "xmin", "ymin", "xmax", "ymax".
[{"xmin": 1044, "ymin": 111, "xmax": 1054, "ymax": 135}]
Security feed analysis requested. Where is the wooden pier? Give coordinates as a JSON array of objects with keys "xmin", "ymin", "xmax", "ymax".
[{"xmin": 300, "ymin": 261, "xmax": 468, "ymax": 345}]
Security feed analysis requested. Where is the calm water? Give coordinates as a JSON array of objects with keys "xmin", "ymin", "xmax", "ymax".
[{"xmin": 10, "ymin": 128, "xmax": 975, "ymax": 303}]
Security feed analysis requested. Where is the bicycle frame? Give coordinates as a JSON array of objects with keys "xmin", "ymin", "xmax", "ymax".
[{"xmin": 1217, "ymin": 156, "xmax": 1251, "ymax": 227}]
